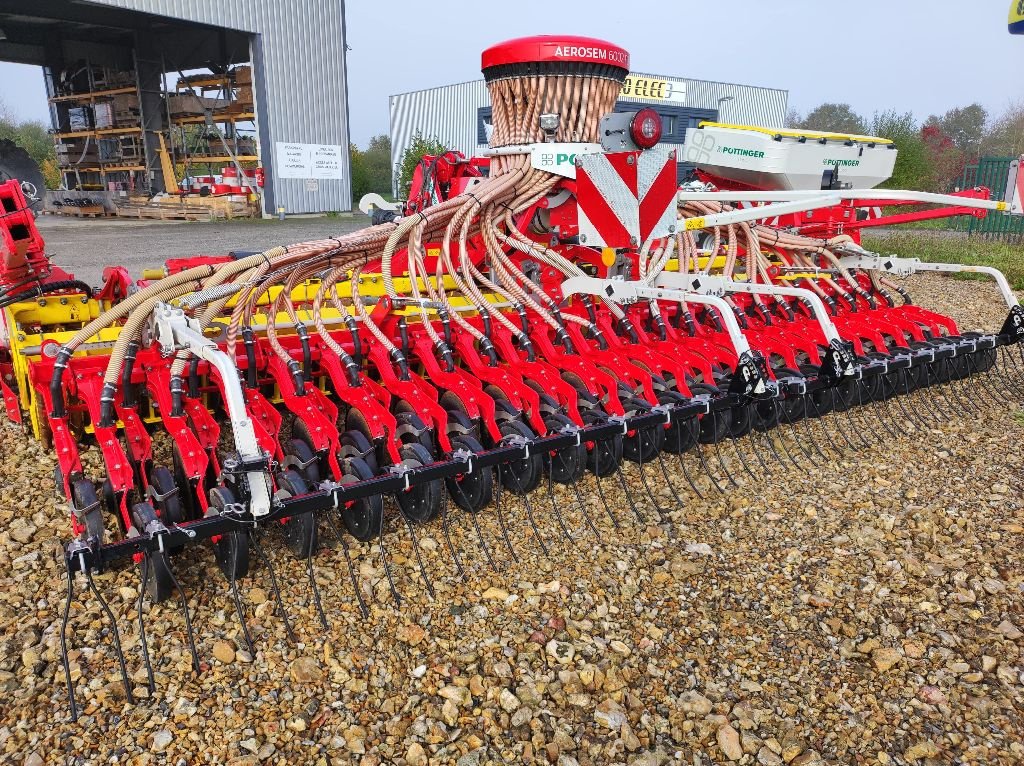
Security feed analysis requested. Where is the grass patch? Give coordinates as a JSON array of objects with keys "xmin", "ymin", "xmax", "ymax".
[{"xmin": 861, "ymin": 232, "xmax": 1024, "ymax": 291}]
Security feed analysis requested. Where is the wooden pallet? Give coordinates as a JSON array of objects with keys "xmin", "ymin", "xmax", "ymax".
[
  {"xmin": 114, "ymin": 196, "xmax": 255, "ymax": 221},
  {"xmin": 52, "ymin": 205, "xmax": 110, "ymax": 218}
]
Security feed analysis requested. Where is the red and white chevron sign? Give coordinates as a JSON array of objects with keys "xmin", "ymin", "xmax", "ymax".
[{"xmin": 576, "ymin": 148, "xmax": 678, "ymax": 248}]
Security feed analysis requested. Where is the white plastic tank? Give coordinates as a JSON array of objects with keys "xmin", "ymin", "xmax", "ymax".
[{"xmin": 681, "ymin": 122, "xmax": 898, "ymax": 190}]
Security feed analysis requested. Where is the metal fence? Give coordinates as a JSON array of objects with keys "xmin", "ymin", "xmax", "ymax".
[{"xmin": 953, "ymin": 157, "xmax": 1024, "ymax": 242}]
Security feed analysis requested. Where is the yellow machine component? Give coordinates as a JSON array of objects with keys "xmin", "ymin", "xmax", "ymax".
[
  {"xmin": 698, "ymin": 121, "xmax": 892, "ymax": 146},
  {"xmin": 2, "ymin": 269, "xmax": 511, "ymax": 442}
]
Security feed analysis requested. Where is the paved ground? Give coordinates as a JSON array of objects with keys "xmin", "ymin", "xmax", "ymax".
[{"xmin": 35, "ymin": 214, "xmax": 371, "ymax": 286}]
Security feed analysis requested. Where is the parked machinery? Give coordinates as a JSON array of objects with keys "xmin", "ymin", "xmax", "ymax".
[{"xmin": 1, "ymin": 37, "xmax": 1022, "ymax": 719}]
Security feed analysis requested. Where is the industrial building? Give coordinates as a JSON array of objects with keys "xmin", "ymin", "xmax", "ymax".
[
  {"xmin": 0, "ymin": 0, "xmax": 352, "ymax": 216},
  {"xmin": 390, "ymin": 72, "xmax": 788, "ymax": 194}
]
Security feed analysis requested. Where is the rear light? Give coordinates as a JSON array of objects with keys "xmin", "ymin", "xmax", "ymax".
[{"xmin": 630, "ymin": 108, "xmax": 662, "ymax": 149}]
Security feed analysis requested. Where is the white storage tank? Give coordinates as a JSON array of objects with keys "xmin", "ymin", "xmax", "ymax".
[{"xmin": 681, "ymin": 122, "xmax": 898, "ymax": 190}]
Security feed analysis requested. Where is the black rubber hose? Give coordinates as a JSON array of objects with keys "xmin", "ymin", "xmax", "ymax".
[
  {"xmin": 170, "ymin": 376, "xmax": 184, "ymax": 417},
  {"xmin": 344, "ymin": 315, "xmax": 362, "ymax": 365},
  {"xmin": 242, "ymin": 327, "xmax": 258, "ymax": 389},
  {"xmin": 288, "ymin": 359, "xmax": 305, "ymax": 395},
  {"xmin": 389, "ymin": 347, "xmax": 411, "ymax": 381},
  {"xmin": 121, "ymin": 342, "xmax": 138, "ymax": 408},
  {"xmin": 99, "ymin": 381, "xmax": 117, "ymax": 427},
  {"xmin": 50, "ymin": 348, "xmax": 71, "ymax": 418},
  {"xmin": 296, "ymin": 322, "xmax": 312, "ymax": 382},
  {"xmin": 188, "ymin": 357, "xmax": 201, "ymax": 398},
  {"xmin": 0, "ymin": 280, "xmax": 93, "ymax": 310}
]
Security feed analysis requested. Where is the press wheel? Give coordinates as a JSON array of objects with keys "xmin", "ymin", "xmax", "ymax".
[
  {"xmin": 209, "ymin": 486, "xmax": 250, "ymax": 581},
  {"xmin": 340, "ymin": 456, "xmax": 383, "ymax": 542},
  {"xmin": 395, "ymin": 442, "xmax": 441, "ymax": 522},
  {"xmin": 131, "ymin": 502, "xmax": 175, "ymax": 603},
  {"xmin": 447, "ymin": 434, "xmax": 493, "ymax": 513},
  {"xmin": 276, "ymin": 469, "xmax": 318, "ymax": 558}
]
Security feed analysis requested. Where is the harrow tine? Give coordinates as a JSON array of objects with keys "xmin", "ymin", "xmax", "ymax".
[
  {"xmin": 164, "ymin": 555, "xmax": 201, "ymax": 674},
  {"xmin": 376, "ymin": 508, "xmax": 402, "ymax": 606},
  {"xmin": 305, "ymin": 545, "xmax": 331, "ymax": 628},
  {"xmin": 676, "ymin": 450, "xmax": 705, "ymax": 498},
  {"xmin": 695, "ymin": 440, "xmax": 726, "ymax": 494},
  {"xmin": 60, "ymin": 568, "xmax": 79, "ymax": 722},
  {"xmin": 325, "ymin": 514, "xmax": 369, "ymax": 619},
  {"xmin": 711, "ymin": 430, "xmax": 740, "ymax": 488},
  {"xmin": 84, "ymin": 568, "xmax": 135, "ymax": 704},
  {"xmin": 593, "ymin": 473, "xmax": 621, "ymax": 528},
  {"xmin": 899, "ymin": 369, "xmax": 931, "ymax": 431},
  {"xmin": 847, "ymin": 386, "xmax": 874, "ymax": 448},
  {"xmin": 560, "ymin": 453, "xmax": 602, "ymax": 539},
  {"xmin": 771, "ymin": 400, "xmax": 804, "ymax": 468},
  {"xmin": 746, "ymin": 424, "xmax": 772, "ymax": 474},
  {"xmin": 136, "ymin": 557, "xmax": 156, "ymax": 695},
  {"xmin": 655, "ymin": 451, "xmax": 686, "ymax": 513},
  {"xmin": 797, "ymin": 395, "xmax": 829, "ymax": 460},
  {"xmin": 400, "ymin": 514, "xmax": 436, "ymax": 599},
  {"xmin": 491, "ymin": 466, "xmax": 518, "ymax": 563},
  {"xmin": 948, "ymin": 359, "xmax": 981, "ymax": 416},
  {"xmin": 545, "ymin": 459, "xmax": 577, "ymax": 542},
  {"xmin": 806, "ymin": 394, "xmax": 840, "ymax": 455},
  {"xmin": 866, "ymin": 386, "xmax": 898, "ymax": 440},
  {"xmin": 615, "ymin": 462, "xmax": 648, "ymax": 524},
  {"xmin": 436, "ymin": 483, "xmax": 468, "ymax": 580},
  {"xmin": 637, "ymin": 455, "xmax": 672, "ymax": 525},
  {"xmin": 249, "ymin": 532, "xmax": 297, "ymax": 643},
  {"xmin": 879, "ymin": 388, "xmax": 910, "ymax": 436},
  {"xmin": 730, "ymin": 434, "xmax": 758, "ymax": 480},
  {"xmin": 519, "ymin": 488, "xmax": 551, "ymax": 556},
  {"xmin": 570, "ymin": 475, "xmax": 602, "ymax": 539},
  {"xmin": 227, "ymin": 574, "xmax": 256, "ymax": 657}
]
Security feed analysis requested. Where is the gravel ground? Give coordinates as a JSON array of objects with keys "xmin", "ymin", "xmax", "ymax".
[
  {"xmin": 35, "ymin": 215, "xmax": 369, "ymax": 287},
  {"xmin": 0, "ymin": 274, "xmax": 1022, "ymax": 766}
]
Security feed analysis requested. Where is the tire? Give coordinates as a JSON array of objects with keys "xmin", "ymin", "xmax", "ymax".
[
  {"xmin": 150, "ymin": 465, "xmax": 186, "ymax": 553},
  {"xmin": 209, "ymin": 486, "xmax": 249, "ymax": 581},
  {"xmin": 394, "ymin": 442, "xmax": 441, "ymax": 522},
  {"xmin": 499, "ymin": 419, "xmax": 543, "ymax": 494},
  {"xmin": 340, "ymin": 456, "xmax": 383, "ymax": 542},
  {"xmin": 447, "ymin": 434, "xmax": 493, "ymax": 512},
  {"xmin": 284, "ymin": 437, "xmax": 321, "ymax": 486},
  {"xmin": 131, "ymin": 502, "xmax": 175, "ymax": 603},
  {"xmin": 276, "ymin": 469, "xmax": 318, "ymax": 558},
  {"xmin": 544, "ymin": 413, "xmax": 587, "ymax": 485}
]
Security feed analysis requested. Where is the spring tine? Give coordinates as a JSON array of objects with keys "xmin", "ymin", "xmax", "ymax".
[
  {"xmin": 695, "ymin": 440, "xmax": 726, "ymax": 494},
  {"xmin": 305, "ymin": 547, "xmax": 331, "ymax": 628},
  {"xmin": 487, "ymin": 462, "xmax": 516, "ymax": 565},
  {"xmin": 519, "ymin": 487, "xmax": 551, "ymax": 556},
  {"xmin": 987, "ymin": 351, "xmax": 1015, "ymax": 404},
  {"xmin": 752, "ymin": 430, "xmax": 777, "ymax": 472},
  {"xmin": 544, "ymin": 461, "xmax": 576, "ymax": 542},
  {"xmin": 879, "ymin": 387, "xmax": 910, "ymax": 436},
  {"xmin": 400, "ymin": 515, "xmax": 436, "ymax": 600},
  {"xmin": 615, "ymin": 463, "xmax": 647, "ymax": 524},
  {"xmin": 376, "ymin": 507, "xmax": 402, "ymax": 606},
  {"xmin": 951, "ymin": 360, "xmax": 981, "ymax": 416},
  {"xmin": 777, "ymin": 397, "xmax": 812, "ymax": 461},
  {"xmin": 136, "ymin": 557, "xmax": 156, "ymax": 694},
  {"xmin": 798, "ymin": 394, "xmax": 828, "ymax": 459},
  {"xmin": 164, "ymin": 557, "xmax": 201, "ymax": 674},
  {"xmin": 559, "ymin": 452, "xmax": 602, "ymax": 539},
  {"xmin": 436, "ymin": 483, "xmax": 467, "ymax": 580},
  {"xmin": 450, "ymin": 471, "xmax": 497, "ymax": 570},
  {"xmin": 806, "ymin": 393, "xmax": 840, "ymax": 455},
  {"xmin": 711, "ymin": 427, "xmax": 740, "ymax": 487},
  {"xmin": 637, "ymin": 456, "xmax": 671, "ymax": 524},
  {"xmin": 655, "ymin": 451, "xmax": 686, "ymax": 512},
  {"xmin": 967, "ymin": 352, "xmax": 1002, "ymax": 407},
  {"xmin": 248, "ymin": 532, "xmax": 297, "ymax": 644},
  {"xmin": 731, "ymin": 434, "xmax": 757, "ymax": 480},
  {"xmin": 900, "ymin": 369, "xmax": 931, "ymax": 430},
  {"xmin": 60, "ymin": 568, "xmax": 79, "ymax": 722},
  {"xmin": 676, "ymin": 450, "xmax": 705, "ymax": 498},
  {"xmin": 594, "ymin": 473, "xmax": 621, "ymax": 528},
  {"xmin": 84, "ymin": 569, "xmax": 135, "ymax": 704},
  {"xmin": 772, "ymin": 400, "xmax": 804, "ymax": 467},
  {"xmin": 325, "ymin": 513, "xmax": 369, "ymax": 619},
  {"xmin": 569, "ymin": 473, "xmax": 602, "ymax": 539},
  {"xmin": 227, "ymin": 575, "xmax": 256, "ymax": 656},
  {"xmin": 868, "ymin": 386, "xmax": 899, "ymax": 440}
]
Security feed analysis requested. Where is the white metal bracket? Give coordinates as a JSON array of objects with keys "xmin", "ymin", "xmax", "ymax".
[{"xmin": 150, "ymin": 302, "xmax": 273, "ymax": 518}]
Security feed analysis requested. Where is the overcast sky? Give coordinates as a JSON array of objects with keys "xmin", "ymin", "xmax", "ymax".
[{"xmin": 1, "ymin": 0, "xmax": 1020, "ymax": 146}]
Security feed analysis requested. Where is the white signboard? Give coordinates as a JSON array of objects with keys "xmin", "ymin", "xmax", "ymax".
[{"xmin": 275, "ymin": 142, "xmax": 345, "ymax": 180}]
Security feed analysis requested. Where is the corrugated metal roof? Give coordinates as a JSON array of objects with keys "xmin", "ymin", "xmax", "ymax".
[
  {"xmin": 390, "ymin": 73, "xmax": 788, "ymax": 193},
  {"xmin": 87, "ymin": 0, "xmax": 353, "ymax": 213}
]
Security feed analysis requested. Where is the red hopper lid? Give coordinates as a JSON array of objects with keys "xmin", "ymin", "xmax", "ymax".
[{"xmin": 481, "ymin": 35, "xmax": 629, "ymax": 73}]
